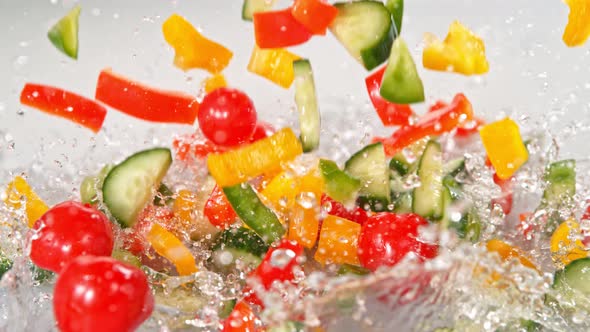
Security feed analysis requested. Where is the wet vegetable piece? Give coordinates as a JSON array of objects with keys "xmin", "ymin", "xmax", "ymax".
[
  {"xmin": 204, "ymin": 185, "xmax": 238, "ymax": 229},
  {"xmin": 203, "ymin": 73, "xmax": 228, "ymax": 93},
  {"xmin": 247, "ymin": 45, "xmax": 301, "ymax": 88},
  {"xmin": 30, "ymin": 201, "xmax": 114, "ymax": 273},
  {"xmin": 365, "ymin": 65, "xmax": 414, "ymax": 126},
  {"xmin": 253, "ymin": 8, "xmax": 312, "ymax": 48},
  {"xmin": 20, "ymin": 83, "xmax": 107, "ymax": 133},
  {"xmin": 173, "ymin": 133, "xmax": 226, "ymax": 161},
  {"xmin": 380, "ymin": 37, "xmax": 425, "ymax": 104},
  {"xmin": 3, "ymin": 176, "xmax": 49, "ymax": 228},
  {"xmin": 242, "ymin": 0, "xmax": 277, "ymax": 21},
  {"xmin": 562, "ymin": 0, "xmax": 590, "ymax": 47},
  {"xmin": 198, "ymin": 88, "xmax": 257, "ymax": 147},
  {"xmin": 423, "ymin": 21, "xmax": 489, "ymax": 75},
  {"xmin": 95, "ymin": 69, "xmax": 199, "ymax": 125},
  {"xmin": 550, "ymin": 219, "xmax": 588, "ymax": 266},
  {"xmin": 321, "ymin": 195, "xmax": 369, "ymax": 225},
  {"xmin": 384, "ymin": 0, "xmax": 403, "ymax": 34},
  {"xmin": 319, "ymin": 159, "xmax": 361, "ymax": 205},
  {"xmin": 47, "ymin": 5, "xmax": 80, "ymax": 59},
  {"xmin": 291, "ymin": 0, "xmax": 338, "ymax": 35},
  {"xmin": 293, "ymin": 59, "xmax": 321, "ymax": 152},
  {"xmin": 222, "ymin": 301, "xmax": 260, "ymax": 332},
  {"xmin": 486, "ymin": 239, "xmax": 537, "ymax": 271},
  {"xmin": 314, "ymin": 215, "xmax": 362, "ymax": 266},
  {"xmin": 162, "ymin": 14, "xmax": 233, "ymax": 73},
  {"xmin": 552, "ymin": 257, "xmax": 590, "ymax": 311},
  {"xmin": 479, "ymin": 118, "xmax": 528, "ymax": 180},
  {"xmin": 147, "ymin": 223, "xmax": 198, "ymax": 275},
  {"xmin": 54, "ymin": 256, "xmax": 154, "ymax": 332}
]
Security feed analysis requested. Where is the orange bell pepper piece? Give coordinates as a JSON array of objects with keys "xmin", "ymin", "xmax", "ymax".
[
  {"xmin": 147, "ymin": 223, "xmax": 198, "ymax": 275},
  {"xmin": 550, "ymin": 218, "xmax": 588, "ymax": 266},
  {"xmin": 486, "ymin": 239, "xmax": 537, "ymax": 271},
  {"xmin": 247, "ymin": 45, "xmax": 301, "ymax": 88},
  {"xmin": 479, "ymin": 118, "xmax": 528, "ymax": 180},
  {"xmin": 315, "ymin": 215, "xmax": 361, "ymax": 266},
  {"xmin": 3, "ymin": 176, "xmax": 49, "ymax": 228},
  {"xmin": 562, "ymin": 0, "xmax": 590, "ymax": 47}
]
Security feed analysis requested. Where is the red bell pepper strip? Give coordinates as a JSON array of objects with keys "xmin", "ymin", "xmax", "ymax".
[
  {"xmin": 492, "ymin": 173, "xmax": 513, "ymax": 215},
  {"xmin": 20, "ymin": 83, "xmax": 107, "ymax": 133},
  {"xmin": 253, "ymin": 9, "xmax": 312, "ymax": 49},
  {"xmin": 291, "ymin": 0, "xmax": 338, "ymax": 35},
  {"xmin": 95, "ymin": 68, "xmax": 199, "ymax": 125},
  {"xmin": 173, "ymin": 133, "xmax": 226, "ymax": 161},
  {"xmin": 204, "ymin": 185, "xmax": 238, "ymax": 229},
  {"xmin": 365, "ymin": 66, "xmax": 414, "ymax": 126},
  {"xmin": 427, "ymin": 102, "xmax": 484, "ymax": 137},
  {"xmin": 222, "ymin": 301, "xmax": 260, "ymax": 332},
  {"xmin": 321, "ymin": 195, "xmax": 368, "ymax": 225},
  {"xmin": 373, "ymin": 93, "xmax": 474, "ymax": 156}
]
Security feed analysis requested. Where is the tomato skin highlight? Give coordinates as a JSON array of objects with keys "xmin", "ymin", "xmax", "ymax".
[
  {"xmin": 198, "ymin": 88, "xmax": 258, "ymax": 147},
  {"xmin": 53, "ymin": 256, "xmax": 154, "ymax": 332},
  {"xmin": 29, "ymin": 201, "xmax": 114, "ymax": 273}
]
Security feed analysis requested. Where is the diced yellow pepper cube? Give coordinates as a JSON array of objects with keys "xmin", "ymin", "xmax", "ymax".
[
  {"xmin": 202, "ymin": 73, "xmax": 227, "ymax": 93},
  {"xmin": 3, "ymin": 176, "xmax": 49, "ymax": 228},
  {"xmin": 247, "ymin": 45, "xmax": 301, "ymax": 88},
  {"xmin": 315, "ymin": 215, "xmax": 361, "ymax": 266},
  {"xmin": 562, "ymin": 0, "xmax": 590, "ymax": 47},
  {"xmin": 479, "ymin": 118, "xmax": 528, "ymax": 180},
  {"xmin": 147, "ymin": 223, "xmax": 198, "ymax": 276},
  {"xmin": 550, "ymin": 218, "xmax": 588, "ymax": 266}
]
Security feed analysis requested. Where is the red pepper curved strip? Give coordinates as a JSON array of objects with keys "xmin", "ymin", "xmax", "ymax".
[
  {"xmin": 365, "ymin": 66, "xmax": 414, "ymax": 126},
  {"xmin": 253, "ymin": 9, "xmax": 312, "ymax": 49},
  {"xmin": 95, "ymin": 69, "xmax": 199, "ymax": 125},
  {"xmin": 373, "ymin": 93, "xmax": 474, "ymax": 156},
  {"xmin": 20, "ymin": 83, "xmax": 107, "ymax": 133}
]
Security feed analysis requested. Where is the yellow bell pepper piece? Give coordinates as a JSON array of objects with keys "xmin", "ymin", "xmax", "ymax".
[
  {"xmin": 550, "ymin": 218, "xmax": 588, "ymax": 266},
  {"xmin": 423, "ymin": 21, "xmax": 489, "ymax": 75},
  {"xmin": 202, "ymin": 73, "xmax": 227, "ymax": 93},
  {"xmin": 147, "ymin": 223, "xmax": 198, "ymax": 276},
  {"xmin": 562, "ymin": 0, "xmax": 590, "ymax": 47},
  {"xmin": 247, "ymin": 45, "xmax": 301, "ymax": 88},
  {"xmin": 314, "ymin": 215, "xmax": 361, "ymax": 266},
  {"xmin": 162, "ymin": 14, "xmax": 233, "ymax": 73},
  {"xmin": 3, "ymin": 176, "xmax": 49, "ymax": 228},
  {"xmin": 479, "ymin": 118, "xmax": 528, "ymax": 180},
  {"xmin": 486, "ymin": 239, "xmax": 537, "ymax": 271},
  {"xmin": 207, "ymin": 128, "xmax": 303, "ymax": 187}
]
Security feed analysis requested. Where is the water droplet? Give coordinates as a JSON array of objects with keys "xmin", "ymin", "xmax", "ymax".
[{"xmin": 270, "ymin": 248, "xmax": 295, "ymax": 269}]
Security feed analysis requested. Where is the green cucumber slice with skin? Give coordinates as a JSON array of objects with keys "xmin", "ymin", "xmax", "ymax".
[
  {"xmin": 48, "ymin": 5, "xmax": 81, "ymax": 59},
  {"xmin": 112, "ymin": 249, "xmax": 142, "ymax": 268},
  {"xmin": 542, "ymin": 159, "xmax": 576, "ymax": 205},
  {"xmin": 242, "ymin": 0, "xmax": 276, "ymax": 21},
  {"xmin": 344, "ymin": 142, "xmax": 391, "ymax": 211},
  {"xmin": 212, "ymin": 227, "xmax": 269, "ymax": 258},
  {"xmin": 389, "ymin": 157, "xmax": 410, "ymax": 176},
  {"xmin": 329, "ymin": 1, "xmax": 395, "ymax": 71},
  {"xmin": 552, "ymin": 257, "xmax": 590, "ymax": 310},
  {"xmin": 390, "ymin": 137, "xmax": 430, "ymax": 176},
  {"xmin": 102, "ymin": 148, "xmax": 172, "ymax": 228},
  {"xmin": 385, "ymin": 0, "xmax": 403, "ymax": 35},
  {"xmin": 442, "ymin": 175, "xmax": 463, "ymax": 202},
  {"xmin": 293, "ymin": 59, "xmax": 321, "ymax": 152},
  {"xmin": 319, "ymin": 159, "xmax": 361, "ymax": 205},
  {"xmin": 393, "ymin": 191, "xmax": 412, "ymax": 213},
  {"xmin": 443, "ymin": 158, "xmax": 465, "ymax": 177},
  {"xmin": 439, "ymin": 186, "xmax": 453, "ymax": 229},
  {"xmin": 0, "ymin": 254, "xmax": 12, "ymax": 280},
  {"xmin": 223, "ymin": 183, "xmax": 285, "ymax": 244},
  {"xmin": 337, "ymin": 263, "xmax": 370, "ymax": 276},
  {"xmin": 380, "ymin": 37, "xmax": 425, "ymax": 104},
  {"xmin": 80, "ymin": 164, "xmax": 113, "ymax": 204},
  {"xmin": 412, "ymin": 141, "xmax": 444, "ymax": 220},
  {"xmin": 153, "ymin": 183, "xmax": 174, "ymax": 207}
]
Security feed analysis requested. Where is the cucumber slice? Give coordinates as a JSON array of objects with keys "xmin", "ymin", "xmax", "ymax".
[
  {"xmin": 389, "ymin": 137, "xmax": 429, "ymax": 176},
  {"xmin": 319, "ymin": 159, "xmax": 361, "ymax": 205},
  {"xmin": 553, "ymin": 257, "xmax": 590, "ymax": 310},
  {"xmin": 80, "ymin": 164, "xmax": 113, "ymax": 204},
  {"xmin": 153, "ymin": 183, "xmax": 174, "ymax": 207},
  {"xmin": 380, "ymin": 37, "xmax": 425, "ymax": 104},
  {"xmin": 389, "ymin": 157, "xmax": 410, "ymax": 176},
  {"xmin": 443, "ymin": 158, "xmax": 465, "ymax": 177},
  {"xmin": 385, "ymin": 0, "xmax": 403, "ymax": 35},
  {"xmin": 344, "ymin": 143, "xmax": 391, "ymax": 211},
  {"xmin": 412, "ymin": 141, "xmax": 444, "ymax": 220},
  {"xmin": 212, "ymin": 227, "xmax": 269, "ymax": 257},
  {"xmin": 112, "ymin": 249, "xmax": 142, "ymax": 268},
  {"xmin": 48, "ymin": 5, "xmax": 80, "ymax": 59},
  {"xmin": 223, "ymin": 183, "xmax": 285, "ymax": 244},
  {"xmin": 242, "ymin": 0, "xmax": 276, "ymax": 21},
  {"xmin": 542, "ymin": 160, "xmax": 576, "ymax": 205},
  {"xmin": 442, "ymin": 175, "xmax": 463, "ymax": 202},
  {"xmin": 393, "ymin": 191, "xmax": 412, "ymax": 213},
  {"xmin": 0, "ymin": 254, "xmax": 12, "ymax": 279},
  {"xmin": 293, "ymin": 59, "xmax": 321, "ymax": 152},
  {"xmin": 337, "ymin": 263, "xmax": 370, "ymax": 276},
  {"xmin": 439, "ymin": 186, "xmax": 453, "ymax": 229},
  {"xmin": 329, "ymin": 1, "xmax": 395, "ymax": 70},
  {"xmin": 102, "ymin": 148, "xmax": 172, "ymax": 228}
]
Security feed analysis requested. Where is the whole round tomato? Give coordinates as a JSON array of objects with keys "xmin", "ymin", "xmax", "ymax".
[
  {"xmin": 30, "ymin": 201, "xmax": 114, "ymax": 273},
  {"xmin": 357, "ymin": 213, "xmax": 437, "ymax": 271},
  {"xmin": 54, "ymin": 256, "xmax": 154, "ymax": 332},
  {"xmin": 197, "ymin": 88, "xmax": 257, "ymax": 147}
]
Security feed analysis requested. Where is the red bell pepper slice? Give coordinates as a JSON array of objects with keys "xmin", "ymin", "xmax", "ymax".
[
  {"xmin": 95, "ymin": 69, "xmax": 199, "ymax": 125},
  {"xmin": 173, "ymin": 133, "xmax": 226, "ymax": 161},
  {"xmin": 365, "ymin": 66, "xmax": 414, "ymax": 126},
  {"xmin": 253, "ymin": 9, "xmax": 312, "ymax": 49},
  {"xmin": 291, "ymin": 0, "xmax": 338, "ymax": 35},
  {"xmin": 203, "ymin": 185, "xmax": 238, "ymax": 229},
  {"xmin": 427, "ymin": 100, "xmax": 483, "ymax": 137},
  {"xmin": 492, "ymin": 173, "xmax": 513, "ymax": 215},
  {"xmin": 20, "ymin": 83, "xmax": 107, "ymax": 133},
  {"xmin": 321, "ymin": 195, "xmax": 368, "ymax": 225},
  {"xmin": 373, "ymin": 93, "xmax": 474, "ymax": 156},
  {"xmin": 222, "ymin": 301, "xmax": 260, "ymax": 332}
]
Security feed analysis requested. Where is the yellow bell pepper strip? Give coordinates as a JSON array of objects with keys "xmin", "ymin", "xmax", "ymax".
[
  {"xmin": 423, "ymin": 21, "xmax": 489, "ymax": 75},
  {"xmin": 3, "ymin": 176, "xmax": 49, "ymax": 228},
  {"xmin": 486, "ymin": 239, "xmax": 537, "ymax": 271},
  {"xmin": 146, "ymin": 223, "xmax": 198, "ymax": 276},
  {"xmin": 202, "ymin": 73, "xmax": 227, "ymax": 94},
  {"xmin": 162, "ymin": 14, "xmax": 233, "ymax": 73},
  {"xmin": 247, "ymin": 45, "xmax": 301, "ymax": 88},
  {"xmin": 314, "ymin": 215, "xmax": 361, "ymax": 266},
  {"xmin": 479, "ymin": 118, "xmax": 528, "ymax": 180},
  {"xmin": 562, "ymin": 0, "xmax": 590, "ymax": 47},
  {"xmin": 550, "ymin": 219, "xmax": 588, "ymax": 266},
  {"xmin": 207, "ymin": 128, "xmax": 303, "ymax": 187}
]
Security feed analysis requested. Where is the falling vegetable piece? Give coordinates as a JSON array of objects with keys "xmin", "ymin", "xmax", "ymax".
[
  {"xmin": 541, "ymin": 160, "xmax": 576, "ymax": 207},
  {"xmin": 550, "ymin": 219, "xmax": 588, "ymax": 266},
  {"xmin": 147, "ymin": 223, "xmax": 198, "ymax": 276},
  {"xmin": 315, "ymin": 215, "xmax": 362, "ymax": 266},
  {"xmin": 222, "ymin": 301, "xmax": 261, "ymax": 332},
  {"xmin": 423, "ymin": 21, "xmax": 489, "ymax": 75},
  {"xmin": 380, "ymin": 37, "xmax": 425, "ymax": 104},
  {"xmin": 173, "ymin": 133, "xmax": 226, "ymax": 161},
  {"xmin": 48, "ymin": 5, "xmax": 80, "ymax": 59},
  {"xmin": 242, "ymin": 0, "xmax": 277, "ymax": 21},
  {"xmin": 247, "ymin": 45, "xmax": 301, "ymax": 88},
  {"xmin": 562, "ymin": 0, "xmax": 590, "ymax": 47},
  {"xmin": 291, "ymin": 0, "xmax": 338, "ymax": 35},
  {"xmin": 365, "ymin": 65, "xmax": 414, "ymax": 126},
  {"xmin": 319, "ymin": 159, "xmax": 361, "ymax": 205},
  {"xmin": 293, "ymin": 59, "xmax": 321, "ymax": 152},
  {"xmin": 207, "ymin": 128, "xmax": 303, "ymax": 187},
  {"xmin": 162, "ymin": 14, "xmax": 233, "ymax": 73},
  {"xmin": 253, "ymin": 8, "xmax": 312, "ymax": 48},
  {"xmin": 203, "ymin": 185, "xmax": 238, "ymax": 230},
  {"xmin": 95, "ymin": 68, "xmax": 199, "ymax": 125},
  {"xmin": 486, "ymin": 239, "xmax": 537, "ymax": 271},
  {"xmin": 202, "ymin": 73, "xmax": 227, "ymax": 93},
  {"xmin": 479, "ymin": 118, "xmax": 528, "ymax": 180},
  {"xmin": 20, "ymin": 83, "xmax": 107, "ymax": 133},
  {"xmin": 384, "ymin": 0, "xmax": 403, "ymax": 34},
  {"xmin": 3, "ymin": 176, "xmax": 49, "ymax": 228}
]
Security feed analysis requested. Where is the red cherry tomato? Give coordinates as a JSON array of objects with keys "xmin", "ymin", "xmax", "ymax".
[
  {"xmin": 204, "ymin": 185, "xmax": 238, "ymax": 229},
  {"xmin": 30, "ymin": 201, "xmax": 114, "ymax": 273},
  {"xmin": 222, "ymin": 301, "xmax": 260, "ymax": 332},
  {"xmin": 197, "ymin": 88, "xmax": 257, "ymax": 147},
  {"xmin": 249, "ymin": 121, "xmax": 275, "ymax": 143},
  {"xmin": 357, "ymin": 213, "xmax": 437, "ymax": 271},
  {"xmin": 54, "ymin": 256, "xmax": 154, "ymax": 332}
]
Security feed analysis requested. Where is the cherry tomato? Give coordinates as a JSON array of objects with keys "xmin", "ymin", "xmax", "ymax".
[
  {"xmin": 321, "ymin": 195, "xmax": 368, "ymax": 224},
  {"xmin": 204, "ymin": 185, "xmax": 238, "ymax": 229},
  {"xmin": 198, "ymin": 88, "xmax": 257, "ymax": 147},
  {"xmin": 249, "ymin": 121, "xmax": 275, "ymax": 143},
  {"xmin": 357, "ymin": 213, "xmax": 437, "ymax": 271},
  {"xmin": 29, "ymin": 201, "xmax": 114, "ymax": 273},
  {"xmin": 222, "ymin": 301, "xmax": 260, "ymax": 332},
  {"xmin": 54, "ymin": 256, "xmax": 154, "ymax": 332}
]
